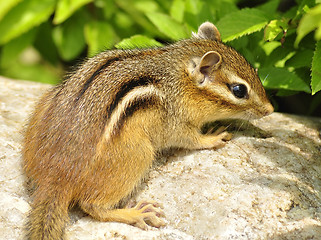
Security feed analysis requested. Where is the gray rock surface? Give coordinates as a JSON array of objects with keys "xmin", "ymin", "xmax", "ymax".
[{"xmin": 0, "ymin": 76, "xmax": 321, "ymax": 239}]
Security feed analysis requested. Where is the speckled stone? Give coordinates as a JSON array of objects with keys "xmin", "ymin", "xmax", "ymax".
[{"xmin": 1, "ymin": 76, "xmax": 320, "ymax": 240}]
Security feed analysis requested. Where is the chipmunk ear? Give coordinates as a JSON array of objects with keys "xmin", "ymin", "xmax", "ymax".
[
  {"xmin": 189, "ymin": 51, "xmax": 222, "ymax": 85},
  {"xmin": 199, "ymin": 51, "xmax": 222, "ymax": 76},
  {"xmin": 192, "ymin": 22, "xmax": 221, "ymax": 41}
]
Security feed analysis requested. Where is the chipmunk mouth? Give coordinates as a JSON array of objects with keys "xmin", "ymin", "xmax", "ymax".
[
  {"xmin": 228, "ymin": 104, "xmax": 273, "ymax": 120},
  {"xmin": 247, "ymin": 102, "xmax": 274, "ymax": 119},
  {"xmin": 263, "ymin": 102, "xmax": 274, "ymax": 116}
]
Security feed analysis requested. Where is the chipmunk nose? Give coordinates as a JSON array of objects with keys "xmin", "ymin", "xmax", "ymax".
[{"xmin": 263, "ymin": 102, "xmax": 274, "ymax": 116}]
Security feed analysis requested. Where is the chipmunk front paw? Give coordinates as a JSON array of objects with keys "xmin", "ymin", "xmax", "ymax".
[
  {"xmin": 212, "ymin": 131, "xmax": 233, "ymax": 149},
  {"xmin": 198, "ymin": 126, "xmax": 233, "ymax": 149}
]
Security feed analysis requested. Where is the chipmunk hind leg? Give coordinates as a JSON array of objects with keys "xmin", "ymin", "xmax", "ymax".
[
  {"xmin": 79, "ymin": 200, "xmax": 165, "ymax": 230},
  {"xmin": 79, "ymin": 111, "xmax": 166, "ymax": 229},
  {"xmin": 77, "ymin": 133, "xmax": 165, "ymax": 229}
]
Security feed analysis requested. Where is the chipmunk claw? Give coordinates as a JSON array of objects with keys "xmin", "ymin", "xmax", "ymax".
[
  {"xmin": 130, "ymin": 200, "xmax": 166, "ymax": 229},
  {"xmin": 198, "ymin": 127, "xmax": 233, "ymax": 149}
]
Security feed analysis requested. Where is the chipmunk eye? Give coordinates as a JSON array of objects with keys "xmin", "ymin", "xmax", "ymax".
[{"xmin": 231, "ymin": 84, "xmax": 248, "ymax": 99}]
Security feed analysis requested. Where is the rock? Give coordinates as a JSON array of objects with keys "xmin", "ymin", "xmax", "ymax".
[{"xmin": 0, "ymin": 75, "xmax": 320, "ymax": 240}]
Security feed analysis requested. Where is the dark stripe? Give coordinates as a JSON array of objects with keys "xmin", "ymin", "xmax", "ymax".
[
  {"xmin": 112, "ymin": 95, "xmax": 158, "ymax": 136},
  {"xmin": 198, "ymin": 88, "xmax": 237, "ymax": 109},
  {"xmin": 76, "ymin": 57, "xmax": 120, "ymax": 100},
  {"xmin": 106, "ymin": 76, "xmax": 157, "ymax": 118}
]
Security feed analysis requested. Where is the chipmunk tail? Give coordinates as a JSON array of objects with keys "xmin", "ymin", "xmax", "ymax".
[{"xmin": 26, "ymin": 189, "xmax": 71, "ymax": 240}]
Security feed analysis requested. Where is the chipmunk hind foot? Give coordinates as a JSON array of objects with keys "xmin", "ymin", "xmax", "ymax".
[{"xmin": 79, "ymin": 200, "xmax": 165, "ymax": 230}]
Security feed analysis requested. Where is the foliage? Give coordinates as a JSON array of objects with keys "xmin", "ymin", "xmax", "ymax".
[{"xmin": 0, "ymin": 0, "xmax": 320, "ymax": 114}]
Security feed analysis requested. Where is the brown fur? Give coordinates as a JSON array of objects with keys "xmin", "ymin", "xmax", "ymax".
[{"xmin": 23, "ymin": 22, "xmax": 273, "ymax": 239}]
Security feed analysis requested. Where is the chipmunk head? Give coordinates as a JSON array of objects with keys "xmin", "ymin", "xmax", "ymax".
[{"xmin": 189, "ymin": 22, "xmax": 273, "ymax": 120}]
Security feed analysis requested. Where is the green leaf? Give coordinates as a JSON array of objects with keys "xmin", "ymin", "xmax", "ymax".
[
  {"xmin": 275, "ymin": 89, "xmax": 299, "ymax": 97},
  {"xmin": 0, "ymin": 28, "xmax": 37, "ymax": 67},
  {"xmin": 185, "ymin": 0, "xmax": 203, "ymax": 15},
  {"xmin": 84, "ymin": 21, "xmax": 117, "ymax": 57},
  {"xmin": 264, "ymin": 20, "xmax": 288, "ymax": 42},
  {"xmin": 34, "ymin": 22, "xmax": 60, "ymax": 65},
  {"xmin": 134, "ymin": 0, "xmax": 160, "ymax": 13},
  {"xmin": 98, "ymin": 0, "xmax": 116, "ymax": 19},
  {"xmin": 263, "ymin": 45, "xmax": 294, "ymax": 67},
  {"xmin": 311, "ymin": 41, "xmax": 321, "ymax": 95},
  {"xmin": 0, "ymin": 0, "xmax": 21, "ymax": 21},
  {"xmin": 54, "ymin": 0, "xmax": 93, "ymax": 24},
  {"xmin": 0, "ymin": 0, "xmax": 55, "ymax": 45},
  {"xmin": 170, "ymin": 0, "xmax": 185, "ymax": 22},
  {"xmin": 285, "ymin": 49, "xmax": 314, "ymax": 68},
  {"xmin": 52, "ymin": 12, "xmax": 87, "ymax": 61},
  {"xmin": 257, "ymin": 0, "xmax": 279, "ymax": 16},
  {"xmin": 259, "ymin": 67, "xmax": 311, "ymax": 93},
  {"xmin": 1, "ymin": 61, "xmax": 60, "ymax": 84},
  {"xmin": 297, "ymin": 0, "xmax": 316, "ymax": 15},
  {"xmin": 146, "ymin": 12, "xmax": 189, "ymax": 40},
  {"xmin": 261, "ymin": 41, "xmax": 281, "ymax": 56},
  {"xmin": 116, "ymin": 0, "xmax": 160, "ymax": 37},
  {"xmin": 184, "ymin": 0, "xmax": 212, "ymax": 29},
  {"xmin": 202, "ymin": 0, "xmax": 237, "ymax": 21},
  {"xmin": 295, "ymin": 4, "xmax": 321, "ymax": 47},
  {"xmin": 216, "ymin": 8, "xmax": 269, "ymax": 42},
  {"xmin": 115, "ymin": 35, "xmax": 163, "ymax": 49}
]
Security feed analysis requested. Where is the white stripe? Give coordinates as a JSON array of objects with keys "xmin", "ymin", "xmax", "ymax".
[{"xmin": 103, "ymin": 85, "xmax": 163, "ymax": 141}]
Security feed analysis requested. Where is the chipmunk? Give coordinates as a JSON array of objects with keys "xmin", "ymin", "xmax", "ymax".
[{"xmin": 23, "ymin": 22, "xmax": 273, "ymax": 239}]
